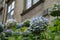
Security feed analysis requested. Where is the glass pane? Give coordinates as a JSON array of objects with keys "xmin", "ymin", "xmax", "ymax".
[
  {"xmin": 11, "ymin": 1, "xmax": 15, "ymax": 9},
  {"xmin": 7, "ymin": 13, "xmax": 11, "ymax": 19},
  {"xmin": 10, "ymin": 10, "xmax": 14, "ymax": 16},
  {"xmin": 8, "ymin": 4, "xmax": 11, "ymax": 13},
  {"xmin": 7, "ymin": 10, "xmax": 14, "ymax": 19},
  {"xmin": 33, "ymin": 0, "xmax": 39, "ymax": 4},
  {"xmin": 26, "ymin": 0, "xmax": 32, "ymax": 9}
]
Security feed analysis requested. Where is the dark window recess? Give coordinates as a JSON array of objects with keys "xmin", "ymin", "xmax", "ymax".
[
  {"xmin": 0, "ymin": 7, "xmax": 3, "ymax": 11},
  {"xmin": 21, "ymin": 0, "xmax": 45, "ymax": 16},
  {"xmin": 5, "ymin": 0, "xmax": 10, "ymax": 3}
]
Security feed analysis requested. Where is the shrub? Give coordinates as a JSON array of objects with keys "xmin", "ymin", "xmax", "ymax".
[
  {"xmin": 48, "ymin": 4, "xmax": 60, "ymax": 18},
  {"xmin": 23, "ymin": 20, "xmax": 30, "ymax": 27},
  {"xmin": 0, "ymin": 24, "xmax": 4, "ymax": 33}
]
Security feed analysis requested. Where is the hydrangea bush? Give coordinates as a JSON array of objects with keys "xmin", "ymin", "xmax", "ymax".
[{"xmin": 28, "ymin": 16, "xmax": 48, "ymax": 35}]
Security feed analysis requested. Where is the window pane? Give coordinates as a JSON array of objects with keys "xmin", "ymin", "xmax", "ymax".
[
  {"xmin": 11, "ymin": 10, "xmax": 14, "ymax": 16},
  {"xmin": 7, "ymin": 10, "xmax": 14, "ymax": 19},
  {"xmin": 11, "ymin": 1, "xmax": 15, "ymax": 9},
  {"xmin": 33, "ymin": 0, "xmax": 39, "ymax": 4},
  {"xmin": 7, "ymin": 13, "xmax": 11, "ymax": 19},
  {"xmin": 26, "ymin": 0, "xmax": 32, "ymax": 9},
  {"xmin": 8, "ymin": 5, "xmax": 11, "ymax": 13}
]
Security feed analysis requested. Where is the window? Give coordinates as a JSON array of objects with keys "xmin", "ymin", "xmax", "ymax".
[
  {"xmin": 7, "ymin": 1, "xmax": 15, "ymax": 19},
  {"xmin": 26, "ymin": 0, "xmax": 39, "ymax": 9}
]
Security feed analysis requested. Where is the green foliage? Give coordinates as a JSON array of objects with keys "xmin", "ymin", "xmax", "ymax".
[
  {"xmin": 16, "ymin": 20, "xmax": 30, "ymax": 29},
  {"xmin": 46, "ymin": 18, "xmax": 60, "ymax": 40},
  {"xmin": 50, "ymin": 11, "xmax": 60, "ymax": 17},
  {"xmin": 0, "ymin": 14, "xmax": 60, "ymax": 40},
  {"xmin": 49, "ymin": 4, "xmax": 60, "ymax": 17},
  {"xmin": 0, "ymin": 25, "xmax": 3, "ymax": 33},
  {"xmin": 23, "ymin": 20, "xmax": 30, "ymax": 27}
]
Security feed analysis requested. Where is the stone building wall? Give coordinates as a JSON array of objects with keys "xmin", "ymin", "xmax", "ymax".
[{"xmin": 0, "ymin": 0, "xmax": 60, "ymax": 23}]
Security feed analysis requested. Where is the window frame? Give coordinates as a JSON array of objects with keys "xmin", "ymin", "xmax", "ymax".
[
  {"xmin": 21, "ymin": 0, "xmax": 45, "ymax": 16},
  {"xmin": 24, "ymin": 0, "xmax": 40, "ymax": 10}
]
